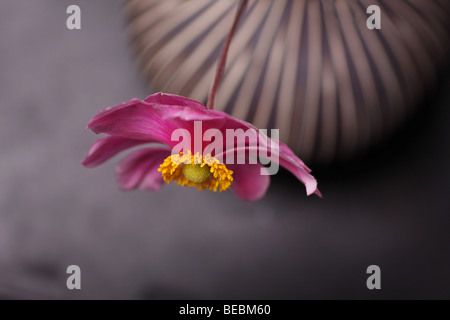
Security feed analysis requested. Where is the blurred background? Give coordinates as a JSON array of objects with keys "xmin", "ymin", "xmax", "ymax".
[{"xmin": 0, "ymin": 0, "xmax": 449, "ymax": 299}]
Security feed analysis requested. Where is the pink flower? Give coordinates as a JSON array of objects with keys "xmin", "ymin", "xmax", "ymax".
[{"xmin": 82, "ymin": 93, "xmax": 321, "ymax": 201}]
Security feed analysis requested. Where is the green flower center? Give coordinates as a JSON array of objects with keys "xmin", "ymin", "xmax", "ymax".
[{"xmin": 182, "ymin": 164, "xmax": 211, "ymax": 184}]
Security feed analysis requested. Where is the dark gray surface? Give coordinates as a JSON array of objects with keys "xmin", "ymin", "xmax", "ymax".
[{"xmin": 0, "ymin": 0, "xmax": 449, "ymax": 299}]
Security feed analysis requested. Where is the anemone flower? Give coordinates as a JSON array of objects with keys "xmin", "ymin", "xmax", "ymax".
[
  {"xmin": 82, "ymin": 92, "xmax": 321, "ymax": 201},
  {"xmin": 82, "ymin": 0, "xmax": 321, "ymax": 201}
]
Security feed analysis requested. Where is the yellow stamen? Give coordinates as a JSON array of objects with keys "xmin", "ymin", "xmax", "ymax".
[{"xmin": 157, "ymin": 151, "xmax": 233, "ymax": 192}]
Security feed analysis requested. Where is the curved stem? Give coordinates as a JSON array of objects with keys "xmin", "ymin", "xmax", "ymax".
[{"xmin": 207, "ymin": 0, "xmax": 248, "ymax": 110}]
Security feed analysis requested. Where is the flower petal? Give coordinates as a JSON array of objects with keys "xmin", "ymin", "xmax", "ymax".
[
  {"xmin": 230, "ymin": 163, "xmax": 270, "ymax": 202},
  {"xmin": 116, "ymin": 147, "xmax": 171, "ymax": 192},
  {"xmin": 81, "ymin": 136, "xmax": 148, "ymax": 168},
  {"xmin": 87, "ymin": 98, "xmax": 179, "ymax": 145},
  {"xmin": 278, "ymin": 152, "xmax": 321, "ymax": 197},
  {"xmin": 86, "ymin": 94, "xmax": 225, "ymax": 147},
  {"xmin": 144, "ymin": 92, "xmax": 207, "ymax": 110},
  {"xmin": 217, "ymin": 145, "xmax": 321, "ymax": 197}
]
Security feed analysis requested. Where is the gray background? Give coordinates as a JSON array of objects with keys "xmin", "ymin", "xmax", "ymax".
[{"xmin": 0, "ymin": 0, "xmax": 449, "ymax": 299}]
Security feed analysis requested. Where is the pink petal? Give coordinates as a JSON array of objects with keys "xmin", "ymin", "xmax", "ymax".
[
  {"xmin": 81, "ymin": 136, "xmax": 148, "ymax": 168},
  {"xmin": 115, "ymin": 147, "xmax": 171, "ymax": 192},
  {"xmin": 144, "ymin": 92, "xmax": 207, "ymax": 110},
  {"xmin": 87, "ymin": 99, "xmax": 178, "ymax": 145},
  {"xmin": 278, "ymin": 142, "xmax": 311, "ymax": 172},
  {"xmin": 217, "ymin": 145, "xmax": 321, "ymax": 197},
  {"xmin": 278, "ymin": 153, "xmax": 321, "ymax": 197},
  {"xmin": 161, "ymin": 107, "xmax": 228, "ymax": 132},
  {"xmin": 230, "ymin": 163, "xmax": 271, "ymax": 202},
  {"xmin": 86, "ymin": 94, "xmax": 225, "ymax": 148}
]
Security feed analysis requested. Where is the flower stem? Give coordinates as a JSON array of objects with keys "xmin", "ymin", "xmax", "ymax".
[{"xmin": 207, "ymin": 0, "xmax": 248, "ymax": 110}]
